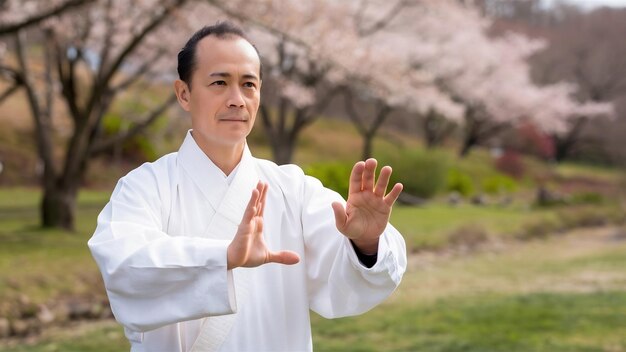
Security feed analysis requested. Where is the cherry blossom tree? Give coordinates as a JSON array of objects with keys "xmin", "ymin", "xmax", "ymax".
[
  {"xmin": 396, "ymin": 0, "xmax": 613, "ymax": 157},
  {"xmin": 0, "ymin": 0, "xmax": 95, "ymax": 35},
  {"xmin": 213, "ymin": 0, "xmax": 416, "ymax": 163},
  {"xmin": 0, "ymin": 0, "xmax": 191, "ymax": 229}
]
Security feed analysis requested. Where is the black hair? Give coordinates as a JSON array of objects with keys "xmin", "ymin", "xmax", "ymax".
[{"xmin": 177, "ymin": 21, "xmax": 263, "ymax": 89}]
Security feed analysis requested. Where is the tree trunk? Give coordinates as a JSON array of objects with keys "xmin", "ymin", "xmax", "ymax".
[
  {"xmin": 423, "ymin": 109, "xmax": 455, "ymax": 149},
  {"xmin": 424, "ymin": 110, "xmax": 439, "ymax": 148},
  {"xmin": 552, "ymin": 116, "xmax": 587, "ymax": 162},
  {"xmin": 41, "ymin": 183, "xmax": 78, "ymax": 230},
  {"xmin": 553, "ymin": 137, "xmax": 570, "ymax": 162},
  {"xmin": 362, "ymin": 133, "xmax": 374, "ymax": 160},
  {"xmin": 271, "ymin": 138, "xmax": 295, "ymax": 165},
  {"xmin": 459, "ymin": 137, "xmax": 476, "ymax": 158}
]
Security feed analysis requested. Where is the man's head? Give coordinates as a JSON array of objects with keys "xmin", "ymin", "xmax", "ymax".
[
  {"xmin": 174, "ymin": 22, "xmax": 262, "ymax": 154},
  {"xmin": 177, "ymin": 22, "xmax": 262, "ymax": 89}
]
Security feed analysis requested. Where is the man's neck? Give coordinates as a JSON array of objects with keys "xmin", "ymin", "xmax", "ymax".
[{"xmin": 191, "ymin": 132, "xmax": 244, "ymax": 176}]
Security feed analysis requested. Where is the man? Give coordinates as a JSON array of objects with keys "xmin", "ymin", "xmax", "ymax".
[{"xmin": 89, "ymin": 21, "xmax": 406, "ymax": 352}]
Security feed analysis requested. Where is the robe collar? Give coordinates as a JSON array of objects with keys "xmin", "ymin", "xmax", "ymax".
[{"xmin": 178, "ymin": 130, "xmax": 258, "ymax": 222}]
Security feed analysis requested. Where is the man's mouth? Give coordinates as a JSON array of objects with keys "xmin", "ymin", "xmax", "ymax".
[{"xmin": 219, "ymin": 117, "xmax": 248, "ymax": 122}]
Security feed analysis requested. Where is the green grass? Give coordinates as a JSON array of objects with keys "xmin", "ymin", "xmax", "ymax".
[
  {"xmin": 312, "ymin": 291, "xmax": 626, "ymax": 352},
  {"xmin": 556, "ymin": 162, "xmax": 625, "ymax": 183},
  {"xmin": 310, "ymin": 226, "xmax": 626, "ymax": 351},
  {"xmin": 391, "ymin": 203, "xmax": 552, "ymax": 250},
  {"xmin": 1, "ymin": 177, "xmax": 625, "ymax": 351},
  {"xmin": 2, "ymin": 322, "xmax": 128, "ymax": 352},
  {"xmin": 0, "ymin": 188, "xmax": 107, "ymax": 308}
]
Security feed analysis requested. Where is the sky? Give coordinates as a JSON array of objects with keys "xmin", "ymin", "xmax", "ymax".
[{"xmin": 542, "ymin": 0, "xmax": 626, "ymax": 9}]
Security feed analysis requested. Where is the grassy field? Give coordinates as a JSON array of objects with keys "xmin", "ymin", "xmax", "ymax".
[
  {"xmin": 1, "ymin": 187, "xmax": 625, "ymax": 351},
  {"xmin": 312, "ymin": 226, "xmax": 626, "ymax": 351}
]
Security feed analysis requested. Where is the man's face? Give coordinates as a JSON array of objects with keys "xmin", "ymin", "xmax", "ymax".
[{"xmin": 176, "ymin": 35, "xmax": 261, "ymax": 152}]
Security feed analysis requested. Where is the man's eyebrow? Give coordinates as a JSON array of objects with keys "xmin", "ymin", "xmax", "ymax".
[
  {"xmin": 209, "ymin": 72, "xmax": 230, "ymax": 78},
  {"xmin": 242, "ymin": 73, "xmax": 259, "ymax": 81},
  {"xmin": 209, "ymin": 72, "xmax": 259, "ymax": 81}
]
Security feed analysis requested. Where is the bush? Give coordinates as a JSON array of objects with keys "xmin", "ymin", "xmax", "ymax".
[
  {"xmin": 569, "ymin": 192, "xmax": 605, "ymax": 205},
  {"xmin": 447, "ymin": 224, "xmax": 489, "ymax": 249},
  {"xmin": 101, "ymin": 113, "xmax": 164, "ymax": 162},
  {"xmin": 494, "ymin": 150, "xmax": 525, "ymax": 179},
  {"xmin": 481, "ymin": 174, "xmax": 518, "ymax": 195},
  {"xmin": 516, "ymin": 217, "xmax": 563, "ymax": 240},
  {"xmin": 304, "ymin": 162, "xmax": 353, "ymax": 198},
  {"xmin": 379, "ymin": 148, "xmax": 449, "ymax": 199},
  {"xmin": 446, "ymin": 168, "xmax": 475, "ymax": 197},
  {"xmin": 555, "ymin": 206, "xmax": 623, "ymax": 229}
]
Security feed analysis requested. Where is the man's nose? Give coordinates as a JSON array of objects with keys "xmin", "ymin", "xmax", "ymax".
[{"xmin": 227, "ymin": 87, "xmax": 245, "ymax": 108}]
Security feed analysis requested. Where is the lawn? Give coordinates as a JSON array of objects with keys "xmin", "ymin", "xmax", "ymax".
[{"xmin": 1, "ymin": 187, "xmax": 625, "ymax": 351}]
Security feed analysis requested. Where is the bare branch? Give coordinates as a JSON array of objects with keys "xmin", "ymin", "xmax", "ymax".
[
  {"xmin": 86, "ymin": 0, "xmax": 187, "ymax": 127},
  {"xmin": 89, "ymin": 93, "xmax": 177, "ymax": 155},
  {"xmin": 43, "ymin": 30, "xmax": 55, "ymax": 121},
  {"xmin": 0, "ymin": 0, "xmax": 95, "ymax": 35},
  {"xmin": 343, "ymin": 87, "xmax": 368, "ymax": 135},
  {"xmin": 357, "ymin": 0, "xmax": 409, "ymax": 37},
  {"xmin": 14, "ymin": 31, "xmax": 57, "ymax": 178},
  {"xmin": 96, "ymin": 0, "xmax": 118, "ymax": 81},
  {"xmin": 53, "ymin": 32, "xmax": 81, "ymax": 121},
  {"xmin": 0, "ymin": 82, "xmax": 20, "ymax": 104},
  {"xmin": 111, "ymin": 48, "xmax": 168, "ymax": 93}
]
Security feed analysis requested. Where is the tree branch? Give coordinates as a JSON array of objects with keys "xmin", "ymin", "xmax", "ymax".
[
  {"xmin": 14, "ymin": 31, "xmax": 57, "ymax": 178},
  {"xmin": 89, "ymin": 93, "xmax": 177, "ymax": 155},
  {"xmin": 357, "ymin": 0, "xmax": 409, "ymax": 37},
  {"xmin": 0, "ymin": 82, "xmax": 20, "ymax": 104},
  {"xmin": 0, "ymin": 0, "xmax": 95, "ymax": 35},
  {"xmin": 111, "ymin": 48, "xmax": 167, "ymax": 93},
  {"xmin": 343, "ymin": 87, "xmax": 367, "ymax": 135}
]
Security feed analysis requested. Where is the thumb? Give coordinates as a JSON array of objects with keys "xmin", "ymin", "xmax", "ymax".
[
  {"xmin": 267, "ymin": 250, "xmax": 300, "ymax": 265},
  {"xmin": 331, "ymin": 201, "xmax": 347, "ymax": 233}
]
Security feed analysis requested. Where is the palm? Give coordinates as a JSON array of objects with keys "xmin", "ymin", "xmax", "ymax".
[
  {"xmin": 332, "ymin": 159, "xmax": 403, "ymax": 253},
  {"xmin": 227, "ymin": 182, "xmax": 300, "ymax": 269}
]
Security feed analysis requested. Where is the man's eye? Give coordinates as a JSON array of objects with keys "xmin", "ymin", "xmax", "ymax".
[
  {"xmin": 243, "ymin": 82, "xmax": 256, "ymax": 88},
  {"xmin": 210, "ymin": 81, "xmax": 226, "ymax": 86}
]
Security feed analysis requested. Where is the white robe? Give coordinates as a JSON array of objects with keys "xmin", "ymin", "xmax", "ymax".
[{"xmin": 88, "ymin": 131, "xmax": 407, "ymax": 352}]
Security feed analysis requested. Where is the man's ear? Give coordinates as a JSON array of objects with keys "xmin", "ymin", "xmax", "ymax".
[{"xmin": 174, "ymin": 79, "xmax": 191, "ymax": 111}]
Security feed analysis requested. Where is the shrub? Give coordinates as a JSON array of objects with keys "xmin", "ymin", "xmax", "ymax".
[
  {"xmin": 446, "ymin": 168, "xmax": 475, "ymax": 197},
  {"xmin": 569, "ymin": 192, "xmax": 605, "ymax": 205},
  {"xmin": 481, "ymin": 174, "xmax": 518, "ymax": 195},
  {"xmin": 494, "ymin": 150, "xmax": 525, "ymax": 179},
  {"xmin": 534, "ymin": 186, "xmax": 567, "ymax": 207},
  {"xmin": 516, "ymin": 217, "xmax": 563, "ymax": 240},
  {"xmin": 304, "ymin": 162, "xmax": 352, "ymax": 198},
  {"xmin": 556, "ymin": 206, "xmax": 618, "ymax": 229},
  {"xmin": 101, "ymin": 113, "xmax": 167, "ymax": 162},
  {"xmin": 379, "ymin": 149, "xmax": 449, "ymax": 199},
  {"xmin": 447, "ymin": 224, "xmax": 489, "ymax": 249}
]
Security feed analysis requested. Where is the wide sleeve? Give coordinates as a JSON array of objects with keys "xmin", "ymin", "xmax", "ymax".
[
  {"xmin": 300, "ymin": 174, "xmax": 407, "ymax": 319},
  {"xmin": 88, "ymin": 165, "xmax": 236, "ymax": 332}
]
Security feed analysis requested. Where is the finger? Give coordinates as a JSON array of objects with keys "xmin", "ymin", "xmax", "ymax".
[
  {"xmin": 362, "ymin": 158, "xmax": 377, "ymax": 192},
  {"xmin": 267, "ymin": 250, "xmax": 300, "ymax": 265},
  {"xmin": 241, "ymin": 188, "xmax": 260, "ymax": 224},
  {"xmin": 254, "ymin": 181, "xmax": 264, "ymax": 210},
  {"xmin": 374, "ymin": 165, "xmax": 392, "ymax": 197},
  {"xmin": 383, "ymin": 183, "xmax": 403, "ymax": 207},
  {"xmin": 331, "ymin": 201, "xmax": 347, "ymax": 233},
  {"xmin": 348, "ymin": 161, "xmax": 365, "ymax": 195},
  {"xmin": 258, "ymin": 182, "xmax": 268, "ymax": 217}
]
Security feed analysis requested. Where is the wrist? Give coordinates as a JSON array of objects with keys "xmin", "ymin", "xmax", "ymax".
[
  {"xmin": 350, "ymin": 237, "xmax": 379, "ymax": 255},
  {"xmin": 226, "ymin": 245, "xmax": 236, "ymax": 270}
]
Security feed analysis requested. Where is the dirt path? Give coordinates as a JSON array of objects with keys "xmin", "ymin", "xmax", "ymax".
[{"xmin": 395, "ymin": 225, "xmax": 626, "ymax": 303}]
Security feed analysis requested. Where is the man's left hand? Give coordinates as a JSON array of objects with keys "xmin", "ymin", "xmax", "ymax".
[{"xmin": 331, "ymin": 158, "xmax": 403, "ymax": 255}]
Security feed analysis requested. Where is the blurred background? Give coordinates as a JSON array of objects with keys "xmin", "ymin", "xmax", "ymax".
[{"xmin": 1, "ymin": 0, "xmax": 625, "ymax": 350}]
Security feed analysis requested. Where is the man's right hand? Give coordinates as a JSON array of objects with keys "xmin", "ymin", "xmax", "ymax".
[{"xmin": 227, "ymin": 181, "xmax": 300, "ymax": 270}]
